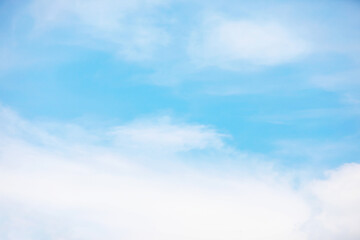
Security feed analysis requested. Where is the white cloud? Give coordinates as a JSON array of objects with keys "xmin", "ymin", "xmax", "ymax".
[
  {"xmin": 111, "ymin": 116, "xmax": 225, "ymax": 153},
  {"xmin": 0, "ymin": 105, "xmax": 359, "ymax": 240},
  {"xmin": 306, "ymin": 163, "xmax": 360, "ymax": 240},
  {"xmin": 188, "ymin": 14, "xmax": 310, "ymax": 69},
  {"xmin": 29, "ymin": 0, "xmax": 169, "ymax": 61}
]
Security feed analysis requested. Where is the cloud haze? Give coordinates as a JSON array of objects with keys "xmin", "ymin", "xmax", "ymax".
[
  {"xmin": 1, "ymin": 0, "xmax": 360, "ymax": 239},
  {"xmin": 0, "ymin": 106, "xmax": 359, "ymax": 240},
  {"xmin": 29, "ymin": 0, "xmax": 169, "ymax": 60},
  {"xmin": 188, "ymin": 14, "xmax": 310, "ymax": 69}
]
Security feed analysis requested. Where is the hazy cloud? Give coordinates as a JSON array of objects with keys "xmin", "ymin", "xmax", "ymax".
[
  {"xmin": 188, "ymin": 14, "xmax": 310, "ymax": 69},
  {"xmin": 29, "ymin": 0, "xmax": 169, "ymax": 61},
  {"xmin": 0, "ymin": 105, "xmax": 359, "ymax": 240}
]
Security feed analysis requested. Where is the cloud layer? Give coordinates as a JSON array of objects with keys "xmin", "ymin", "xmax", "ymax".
[
  {"xmin": 0, "ymin": 106, "xmax": 359, "ymax": 240},
  {"xmin": 1, "ymin": 1, "xmax": 360, "ymax": 239}
]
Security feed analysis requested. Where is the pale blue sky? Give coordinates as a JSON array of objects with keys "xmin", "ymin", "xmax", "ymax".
[
  {"xmin": 1, "ymin": 1, "xmax": 360, "ymax": 239},
  {"xmin": 1, "ymin": 0, "xmax": 360, "ymax": 169}
]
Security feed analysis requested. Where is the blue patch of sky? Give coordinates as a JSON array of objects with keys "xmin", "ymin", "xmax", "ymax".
[{"xmin": 0, "ymin": 0, "xmax": 360, "ymax": 170}]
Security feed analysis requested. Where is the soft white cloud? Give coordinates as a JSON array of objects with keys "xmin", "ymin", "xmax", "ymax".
[
  {"xmin": 306, "ymin": 163, "xmax": 360, "ymax": 240},
  {"xmin": 0, "ymin": 105, "xmax": 359, "ymax": 240},
  {"xmin": 188, "ymin": 14, "xmax": 310, "ymax": 69},
  {"xmin": 111, "ymin": 116, "xmax": 225, "ymax": 153},
  {"xmin": 29, "ymin": 0, "xmax": 169, "ymax": 61}
]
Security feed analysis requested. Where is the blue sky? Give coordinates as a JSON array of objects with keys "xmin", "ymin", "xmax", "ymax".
[{"xmin": 1, "ymin": 0, "xmax": 360, "ymax": 239}]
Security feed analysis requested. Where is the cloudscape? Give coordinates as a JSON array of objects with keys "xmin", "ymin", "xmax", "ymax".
[{"xmin": 1, "ymin": 0, "xmax": 360, "ymax": 239}]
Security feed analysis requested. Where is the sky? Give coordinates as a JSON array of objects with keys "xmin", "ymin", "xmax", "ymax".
[{"xmin": 0, "ymin": 0, "xmax": 360, "ymax": 239}]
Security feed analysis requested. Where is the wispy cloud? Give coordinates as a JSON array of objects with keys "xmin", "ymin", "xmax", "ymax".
[
  {"xmin": 29, "ymin": 0, "xmax": 169, "ymax": 61},
  {"xmin": 111, "ymin": 116, "xmax": 225, "ymax": 153},
  {"xmin": 311, "ymin": 70, "xmax": 360, "ymax": 106},
  {"xmin": 1, "ymin": 1, "xmax": 360, "ymax": 239},
  {"xmin": 0, "ymin": 105, "xmax": 359, "ymax": 240},
  {"xmin": 188, "ymin": 13, "xmax": 310, "ymax": 69}
]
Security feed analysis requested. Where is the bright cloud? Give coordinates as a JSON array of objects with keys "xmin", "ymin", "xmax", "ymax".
[
  {"xmin": 307, "ymin": 163, "xmax": 360, "ymax": 240},
  {"xmin": 0, "ymin": 105, "xmax": 359, "ymax": 240},
  {"xmin": 188, "ymin": 14, "xmax": 310, "ymax": 69},
  {"xmin": 1, "ymin": 1, "xmax": 360, "ymax": 239}
]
